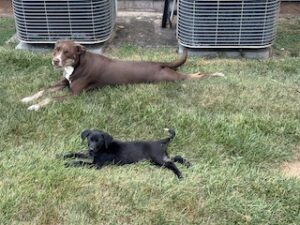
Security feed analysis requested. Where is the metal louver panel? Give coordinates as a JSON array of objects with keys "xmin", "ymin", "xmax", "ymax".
[
  {"xmin": 12, "ymin": 0, "xmax": 116, "ymax": 44},
  {"xmin": 177, "ymin": 0, "xmax": 280, "ymax": 48}
]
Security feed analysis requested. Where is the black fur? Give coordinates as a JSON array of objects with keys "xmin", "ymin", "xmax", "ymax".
[{"xmin": 61, "ymin": 129, "xmax": 191, "ymax": 179}]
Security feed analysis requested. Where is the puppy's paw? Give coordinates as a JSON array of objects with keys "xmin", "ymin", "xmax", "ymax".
[
  {"xmin": 185, "ymin": 161, "xmax": 192, "ymax": 168},
  {"xmin": 55, "ymin": 153, "xmax": 64, "ymax": 159},
  {"xmin": 64, "ymin": 161, "xmax": 82, "ymax": 168},
  {"xmin": 211, "ymin": 72, "xmax": 225, "ymax": 77},
  {"xmin": 27, "ymin": 104, "xmax": 40, "ymax": 111},
  {"xmin": 64, "ymin": 162, "xmax": 72, "ymax": 168},
  {"xmin": 177, "ymin": 174, "xmax": 183, "ymax": 180}
]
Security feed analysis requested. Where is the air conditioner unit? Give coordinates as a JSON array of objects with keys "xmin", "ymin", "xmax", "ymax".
[
  {"xmin": 12, "ymin": 0, "xmax": 116, "ymax": 44},
  {"xmin": 177, "ymin": 0, "xmax": 280, "ymax": 49}
]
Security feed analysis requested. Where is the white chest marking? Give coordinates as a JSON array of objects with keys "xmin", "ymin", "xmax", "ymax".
[{"xmin": 63, "ymin": 66, "xmax": 74, "ymax": 83}]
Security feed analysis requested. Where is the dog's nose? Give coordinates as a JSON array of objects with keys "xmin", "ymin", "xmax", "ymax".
[{"xmin": 52, "ymin": 58, "xmax": 60, "ymax": 66}]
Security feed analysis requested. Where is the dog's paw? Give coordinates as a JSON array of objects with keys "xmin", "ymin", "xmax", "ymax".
[
  {"xmin": 27, "ymin": 104, "xmax": 40, "ymax": 111},
  {"xmin": 185, "ymin": 161, "xmax": 192, "ymax": 168},
  {"xmin": 55, "ymin": 153, "xmax": 64, "ymax": 159},
  {"xmin": 21, "ymin": 96, "xmax": 34, "ymax": 104},
  {"xmin": 21, "ymin": 91, "xmax": 45, "ymax": 104},
  {"xmin": 64, "ymin": 162, "xmax": 71, "ymax": 168},
  {"xmin": 211, "ymin": 72, "xmax": 225, "ymax": 77},
  {"xmin": 177, "ymin": 174, "xmax": 183, "ymax": 180},
  {"xmin": 64, "ymin": 161, "xmax": 84, "ymax": 168}
]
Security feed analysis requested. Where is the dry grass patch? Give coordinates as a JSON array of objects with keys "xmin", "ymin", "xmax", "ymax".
[{"xmin": 282, "ymin": 152, "xmax": 300, "ymax": 178}]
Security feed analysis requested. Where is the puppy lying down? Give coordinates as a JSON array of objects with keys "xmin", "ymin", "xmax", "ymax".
[{"xmin": 60, "ymin": 128, "xmax": 191, "ymax": 179}]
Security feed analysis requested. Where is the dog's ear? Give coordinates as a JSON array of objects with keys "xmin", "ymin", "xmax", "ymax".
[
  {"xmin": 103, "ymin": 133, "xmax": 113, "ymax": 149},
  {"xmin": 81, "ymin": 129, "xmax": 91, "ymax": 140},
  {"xmin": 54, "ymin": 40, "xmax": 61, "ymax": 47},
  {"xmin": 76, "ymin": 43, "xmax": 86, "ymax": 55}
]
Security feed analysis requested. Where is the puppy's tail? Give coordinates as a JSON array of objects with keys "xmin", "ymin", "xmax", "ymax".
[
  {"xmin": 160, "ymin": 49, "xmax": 187, "ymax": 70},
  {"xmin": 161, "ymin": 128, "xmax": 176, "ymax": 144}
]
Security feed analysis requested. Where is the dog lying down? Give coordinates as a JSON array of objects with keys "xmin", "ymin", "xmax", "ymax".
[
  {"xmin": 60, "ymin": 128, "xmax": 191, "ymax": 179},
  {"xmin": 21, "ymin": 40, "xmax": 224, "ymax": 111}
]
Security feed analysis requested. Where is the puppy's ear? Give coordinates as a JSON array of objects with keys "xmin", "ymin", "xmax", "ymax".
[
  {"xmin": 103, "ymin": 133, "xmax": 113, "ymax": 149},
  {"xmin": 76, "ymin": 43, "xmax": 86, "ymax": 55},
  {"xmin": 81, "ymin": 129, "xmax": 91, "ymax": 140}
]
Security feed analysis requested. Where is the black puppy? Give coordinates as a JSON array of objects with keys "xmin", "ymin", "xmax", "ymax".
[{"xmin": 61, "ymin": 129, "xmax": 191, "ymax": 179}]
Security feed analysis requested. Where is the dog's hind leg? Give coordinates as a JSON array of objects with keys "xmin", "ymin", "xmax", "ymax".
[
  {"xmin": 152, "ymin": 159, "xmax": 183, "ymax": 179},
  {"xmin": 157, "ymin": 67, "xmax": 224, "ymax": 82},
  {"xmin": 163, "ymin": 161, "xmax": 183, "ymax": 179},
  {"xmin": 171, "ymin": 155, "xmax": 192, "ymax": 168},
  {"xmin": 185, "ymin": 72, "xmax": 225, "ymax": 80}
]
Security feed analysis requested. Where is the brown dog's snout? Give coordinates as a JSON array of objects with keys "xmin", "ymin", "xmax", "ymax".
[{"xmin": 52, "ymin": 58, "xmax": 60, "ymax": 66}]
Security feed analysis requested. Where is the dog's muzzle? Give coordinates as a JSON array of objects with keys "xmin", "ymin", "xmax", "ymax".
[{"xmin": 88, "ymin": 149, "xmax": 95, "ymax": 157}]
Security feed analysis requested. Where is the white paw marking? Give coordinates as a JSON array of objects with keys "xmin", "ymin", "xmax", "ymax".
[
  {"xmin": 28, "ymin": 104, "xmax": 40, "ymax": 111},
  {"xmin": 21, "ymin": 90, "xmax": 45, "ymax": 103},
  {"xmin": 39, "ymin": 98, "xmax": 51, "ymax": 107},
  {"xmin": 21, "ymin": 96, "xmax": 34, "ymax": 103},
  {"xmin": 212, "ymin": 72, "xmax": 225, "ymax": 77}
]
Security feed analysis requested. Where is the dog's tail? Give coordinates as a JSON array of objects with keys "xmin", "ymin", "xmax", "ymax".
[
  {"xmin": 160, "ymin": 49, "xmax": 187, "ymax": 70},
  {"xmin": 161, "ymin": 128, "xmax": 176, "ymax": 144}
]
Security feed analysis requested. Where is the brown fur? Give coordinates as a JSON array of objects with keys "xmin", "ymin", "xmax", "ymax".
[{"xmin": 21, "ymin": 40, "xmax": 223, "ymax": 110}]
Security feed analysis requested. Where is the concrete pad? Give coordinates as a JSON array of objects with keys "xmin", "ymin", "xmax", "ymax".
[
  {"xmin": 179, "ymin": 45, "xmax": 271, "ymax": 59},
  {"xmin": 16, "ymin": 42, "xmax": 104, "ymax": 55},
  {"xmin": 242, "ymin": 48, "xmax": 271, "ymax": 59}
]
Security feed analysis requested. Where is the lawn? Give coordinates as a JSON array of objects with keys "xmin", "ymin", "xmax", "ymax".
[
  {"xmin": 0, "ymin": 17, "xmax": 300, "ymax": 225},
  {"xmin": 0, "ymin": 17, "xmax": 15, "ymax": 46}
]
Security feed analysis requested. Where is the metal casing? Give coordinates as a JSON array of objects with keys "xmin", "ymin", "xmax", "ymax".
[
  {"xmin": 177, "ymin": 0, "xmax": 280, "ymax": 48},
  {"xmin": 12, "ymin": 0, "xmax": 116, "ymax": 44}
]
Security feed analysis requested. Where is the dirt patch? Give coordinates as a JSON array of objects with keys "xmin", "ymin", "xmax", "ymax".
[
  {"xmin": 282, "ymin": 162, "xmax": 300, "ymax": 178},
  {"xmin": 280, "ymin": 2, "xmax": 300, "ymax": 14},
  {"xmin": 108, "ymin": 12, "xmax": 177, "ymax": 49},
  {"xmin": 281, "ymin": 153, "xmax": 300, "ymax": 178},
  {"xmin": 0, "ymin": 0, "xmax": 13, "ymax": 17}
]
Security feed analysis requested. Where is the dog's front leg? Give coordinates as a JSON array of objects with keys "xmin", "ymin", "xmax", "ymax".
[
  {"xmin": 21, "ymin": 90, "xmax": 46, "ymax": 104},
  {"xmin": 152, "ymin": 160, "xmax": 183, "ymax": 179},
  {"xmin": 33, "ymin": 90, "xmax": 78, "ymax": 110},
  {"xmin": 25, "ymin": 78, "xmax": 69, "ymax": 111},
  {"xmin": 57, "ymin": 151, "xmax": 90, "ymax": 159},
  {"xmin": 64, "ymin": 152, "xmax": 90, "ymax": 159},
  {"xmin": 21, "ymin": 77, "xmax": 68, "ymax": 104},
  {"xmin": 64, "ymin": 161, "xmax": 96, "ymax": 168},
  {"xmin": 163, "ymin": 161, "xmax": 183, "ymax": 179},
  {"xmin": 50, "ymin": 81, "xmax": 87, "ymax": 101}
]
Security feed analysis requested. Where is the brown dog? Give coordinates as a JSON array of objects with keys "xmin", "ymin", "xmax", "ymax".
[{"xmin": 21, "ymin": 40, "xmax": 223, "ymax": 110}]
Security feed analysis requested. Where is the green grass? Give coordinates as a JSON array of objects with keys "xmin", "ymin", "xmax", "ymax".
[
  {"xmin": 0, "ymin": 18, "xmax": 300, "ymax": 225},
  {"xmin": 0, "ymin": 17, "xmax": 15, "ymax": 46},
  {"xmin": 273, "ymin": 18, "xmax": 300, "ymax": 57}
]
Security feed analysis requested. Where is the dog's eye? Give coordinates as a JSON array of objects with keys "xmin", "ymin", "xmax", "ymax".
[
  {"xmin": 64, "ymin": 50, "xmax": 69, "ymax": 54},
  {"xmin": 56, "ymin": 47, "xmax": 60, "ymax": 51},
  {"xmin": 91, "ymin": 137, "xmax": 97, "ymax": 142}
]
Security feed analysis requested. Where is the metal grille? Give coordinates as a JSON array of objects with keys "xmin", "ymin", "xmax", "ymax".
[
  {"xmin": 177, "ymin": 0, "xmax": 280, "ymax": 48},
  {"xmin": 12, "ymin": 0, "xmax": 116, "ymax": 44}
]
